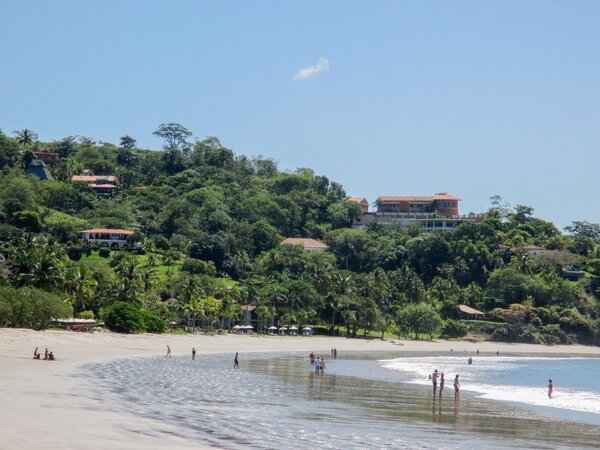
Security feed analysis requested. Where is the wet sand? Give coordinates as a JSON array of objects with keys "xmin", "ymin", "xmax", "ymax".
[{"xmin": 2, "ymin": 328, "xmax": 600, "ymax": 449}]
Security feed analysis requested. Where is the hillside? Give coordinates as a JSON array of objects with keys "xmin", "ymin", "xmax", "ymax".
[{"xmin": 1, "ymin": 125, "xmax": 600, "ymax": 343}]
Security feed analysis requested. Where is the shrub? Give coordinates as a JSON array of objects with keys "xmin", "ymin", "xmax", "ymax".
[
  {"xmin": 441, "ymin": 319, "xmax": 468, "ymax": 339},
  {"xmin": 66, "ymin": 246, "xmax": 83, "ymax": 261},
  {"xmin": 181, "ymin": 258, "xmax": 217, "ymax": 276},
  {"xmin": 98, "ymin": 247, "xmax": 111, "ymax": 258},
  {"xmin": 140, "ymin": 309, "xmax": 167, "ymax": 333},
  {"xmin": 77, "ymin": 310, "xmax": 95, "ymax": 320},
  {"xmin": 102, "ymin": 301, "xmax": 145, "ymax": 333},
  {"xmin": 0, "ymin": 286, "xmax": 72, "ymax": 329}
]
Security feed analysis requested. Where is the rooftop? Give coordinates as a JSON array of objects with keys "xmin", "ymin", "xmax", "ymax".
[
  {"xmin": 80, "ymin": 228, "xmax": 134, "ymax": 235},
  {"xmin": 377, "ymin": 192, "xmax": 461, "ymax": 202},
  {"xmin": 458, "ymin": 304, "xmax": 485, "ymax": 316},
  {"xmin": 281, "ymin": 238, "xmax": 328, "ymax": 250}
]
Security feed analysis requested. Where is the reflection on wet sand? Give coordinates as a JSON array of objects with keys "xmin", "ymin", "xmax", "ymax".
[{"xmin": 93, "ymin": 352, "xmax": 600, "ymax": 449}]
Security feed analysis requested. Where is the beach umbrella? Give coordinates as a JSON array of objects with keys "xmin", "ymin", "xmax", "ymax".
[
  {"xmin": 243, "ymin": 325, "xmax": 253, "ymax": 329},
  {"xmin": 302, "ymin": 326, "xmax": 312, "ymax": 330},
  {"xmin": 233, "ymin": 325, "xmax": 241, "ymax": 329},
  {"xmin": 289, "ymin": 326, "xmax": 298, "ymax": 330},
  {"xmin": 279, "ymin": 327, "xmax": 288, "ymax": 330},
  {"xmin": 268, "ymin": 326, "xmax": 278, "ymax": 330}
]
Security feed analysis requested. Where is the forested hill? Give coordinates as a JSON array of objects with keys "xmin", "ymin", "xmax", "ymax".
[{"xmin": 1, "ymin": 125, "xmax": 600, "ymax": 344}]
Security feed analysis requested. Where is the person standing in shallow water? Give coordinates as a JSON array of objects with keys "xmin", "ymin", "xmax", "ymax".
[
  {"xmin": 454, "ymin": 374, "xmax": 460, "ymax": 399},
  {"xmin": 439, "ymin": 373, "xmax": 445, "ymax": 398},
  {"xmin": 432, "ymin": 370, "xmax": 439, "ymax": 395},
  {"xmin": 548, "ymin": 379, "xmax": 553, "ymax": 399},
  {"xmin": 166, "ymin": 345, "xmax": 171, "ymax": 358},
  {"xmin": 233, "ymin": 352, "xmax": 239, "ymax": 369},
  {"xmin": 192, "ymin": 347, "xmax": 196, "ymax": 360}
]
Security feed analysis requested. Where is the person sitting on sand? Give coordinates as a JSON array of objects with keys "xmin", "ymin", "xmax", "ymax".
[
  {"xmin": 439, "ymin": 373, "xmax": 445, "ymax": 398},
  {"xmin": 548, "ymin": 379, "xmax": 553, "ymax": 399},
  {"xmin": 432, "ymin": 370, "xmax": 439, "ymax": 395},
  {"xmin": 33, "ymin": 347, "xmax": 40, "ymax": 359},
  {"xmin": 48, "ymin": 351, "xmax": 55, "ymax": 361},
  {"xmin": 454, "ymin": 374, "xmax": 460, "ymax": 399},
  {"xmin": 43, "ymin": 348, "xmax": 49, "ymax": 360}
]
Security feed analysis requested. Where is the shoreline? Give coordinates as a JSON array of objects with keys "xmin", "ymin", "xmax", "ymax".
[{"xmin": 2, "ymin": 329, "xmax": 600, "ymax": 450}]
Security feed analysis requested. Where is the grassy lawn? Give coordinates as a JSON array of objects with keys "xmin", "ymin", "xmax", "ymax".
[{"xmin": 76, "ymin": 249, "xmax": 237, "ymax": 286}]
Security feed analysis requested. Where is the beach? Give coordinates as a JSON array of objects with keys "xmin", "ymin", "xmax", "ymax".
[{"xmin": 2, "ymin": 329, "xmax": 600, "ymax": 450}]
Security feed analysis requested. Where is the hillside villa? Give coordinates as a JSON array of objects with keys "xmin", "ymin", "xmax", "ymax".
[
  {"xmin": 80, "ymin": 228, "xmax": 135, "ymax": 249},
  {"xmin": 348, "ymin": 197, "xmax": 369, "ymax": 213},
  {"xmin": 353, "ymin": 192, "xmax": 484, "ymax": 231},
  {"xmin": 72, "ymin": 173, "xmax": 118, "ymax": 197}
]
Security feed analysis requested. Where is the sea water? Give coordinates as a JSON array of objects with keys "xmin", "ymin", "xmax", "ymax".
[
  {"xmin": 88, "ymin": 352, "xmax": 600, "ymax": 449},
  {"xmin": 378, "ymin": 354, "xmax": 600, "ymax": 421}
]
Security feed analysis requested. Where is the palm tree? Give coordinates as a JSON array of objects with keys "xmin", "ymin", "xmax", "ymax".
[
  {"xmin": 13, "ymin": 129, "xmax": 38, "ymax": 149},
  {"xmin": 66, "ymin": 267, "xmax": 97, "ymax": 313},
  {"xmin": 177, "ymin": 275, "xmax": 205, "ymax": 329},
  {"xmin": 15, "ymin": 236, "xmax": 65, "ymax": 290},
  {"xmin": 329, "ymin": 272, "xmax": 354, "ymax": 334},
  {"xmin": 114, "ymin": 258, "xmax": 144, "ymax": 306}
]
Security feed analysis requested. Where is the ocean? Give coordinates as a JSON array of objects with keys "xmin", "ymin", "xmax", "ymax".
[{"xmin": 89, "ymin": 351, "xmax": 600, "ymax": 449}]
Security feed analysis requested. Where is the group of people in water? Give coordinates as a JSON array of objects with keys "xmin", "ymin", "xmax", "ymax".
[
  {"xmin": 309, "ymin": 350, "xmax": 334, "ymax": 375},
  {"xmin": 32, "ymin": 347, "xmax": 55, "ymax": 360},
  {"xmin": 430, "ymin": 369, "xmax": 460, "ymax": 399}
]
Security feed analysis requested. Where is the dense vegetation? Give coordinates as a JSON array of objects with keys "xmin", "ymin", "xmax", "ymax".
[{"xmin": 1, "ymin": 125, "xmax": 600, "ymax": 342}]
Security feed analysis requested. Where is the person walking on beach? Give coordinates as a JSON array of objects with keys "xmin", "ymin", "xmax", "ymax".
[
  {"xmin": 166, "ymin": 345, "xmax": 171, "ymax": 358},
  {"xmin": 315, "ymin": 357, "xmax": 321, "ymax": 374},
  {"xmin": 233, "ymin": 352, "xmax": 239, "ymax": 369},
  {"xmin": 432, "ymin": 369, "xmax": 439, "ymax": 395},
  {"xmin": 320, "ymin": 358, "xmax": 326, "ymax": 374},
  {"xmin": 454, "ymin": 374, "xmax": 460, "ymax": 399},
  {"xmin": 548, "ymin": 379, "xmax": 553, "ymax": 399},
  {"xmin": 439, "ymin": 373, "xmax": 445, "ymax": 398},
  {"xmin": 192, "ymin": 347, "xmax": 196, "ymax": 360},
  {"xmin": 310, "ymin": 352, "xmax": 315, "ymax": 366}
]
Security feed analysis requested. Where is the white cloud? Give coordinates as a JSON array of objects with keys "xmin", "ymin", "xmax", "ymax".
[{"xmin": 293, "ymin": 57, "xmax": 329, "ymax": 80}]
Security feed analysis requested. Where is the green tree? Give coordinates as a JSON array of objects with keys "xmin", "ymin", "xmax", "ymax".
[
  {"xmin": 153, "ymin": 123, "xmax": 193, "ymax": 153},
  {"xmin": 119, "ymin": 135, "xmax": 136, "ymax": 149}
]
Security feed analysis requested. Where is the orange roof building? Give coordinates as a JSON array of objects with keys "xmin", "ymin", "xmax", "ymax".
[
  {"xmin": 281, "ymin": 238, "xmax": 328, "ymax": 251},
  {"xmin": 348, "ymin": 197, "xmax": 369, "ymax": 213},
  {"xmin": 377, "ymin": 192, "xmax": 460, "ymax": 216}
]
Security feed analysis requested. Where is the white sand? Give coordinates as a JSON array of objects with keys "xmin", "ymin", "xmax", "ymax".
[{"xmin": 2, "ymin": 328, "xmax": 600, "ymax": 450}]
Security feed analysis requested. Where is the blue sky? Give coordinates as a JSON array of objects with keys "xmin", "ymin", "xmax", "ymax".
[{"xmin": 2, "ymin": 1, "xmax": 600, "ymax": 228}]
